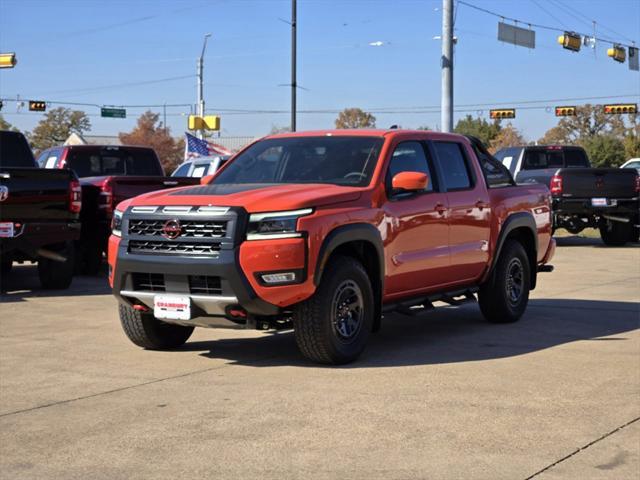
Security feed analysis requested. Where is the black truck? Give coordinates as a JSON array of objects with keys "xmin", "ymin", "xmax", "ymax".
[
  {"xmin": 0, "ymin": 131, "xmax": 81, "ymax": 289},
  {"xmin": 495, "ymin": 145, "xmax": 639, "ymax": 246}
]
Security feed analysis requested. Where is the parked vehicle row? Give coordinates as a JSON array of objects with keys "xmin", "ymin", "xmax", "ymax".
[
  {"xmin": 108, "ymin": 129, "xmax": 556, "ymax": 364},
  {"xmin": 171, "ymin": 155, "xmax": 231, "ymax": 178},
  {"xmin": 495, "ymin": 145, "xmax": 640, "ymax": 246},
  {"xmin": 0, "ymin": 131, "xmax": 80, "ymax": 289}
]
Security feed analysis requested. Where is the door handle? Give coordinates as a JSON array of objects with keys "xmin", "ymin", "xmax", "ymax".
[
  {"xmin": 475, "ymin": 200, "xmax": 489, "ymax": 210},
  {"xmin": 435, "ymin": 203, "xmax": 447, "ymax": 215}
]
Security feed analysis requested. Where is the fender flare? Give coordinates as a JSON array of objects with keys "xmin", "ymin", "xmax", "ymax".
[
  {"xmin": 313, "ymin": 223, "xmax": 385, "ymax": 331},
  {"xmin": 488, "ymin": 212, "xmax": 538, "ymax": 289}
]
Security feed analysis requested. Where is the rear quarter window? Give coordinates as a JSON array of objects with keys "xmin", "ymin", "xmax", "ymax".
[{"xmin": 564, "ymin": 148, "xmax": 590, "ymax": 167}]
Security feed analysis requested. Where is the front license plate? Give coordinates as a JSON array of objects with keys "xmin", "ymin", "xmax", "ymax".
[
  {"xmin": 591, "ymin": 198, "xmax": 608, "ymax": 207},
  {"xmin": 154, "ymin": 295, "xmax": 191, "ymax": 321},
  {"xmin": 0, "ymin": 222, "xmax": 14, "ymax": 238}
]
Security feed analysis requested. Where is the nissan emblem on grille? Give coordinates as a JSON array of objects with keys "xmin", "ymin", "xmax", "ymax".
[
  {"xmin": 162, "ymin": 219, "xmax": 182, "ymax": 239},
  {"xmin": 0, "ymin": 186, "xmax": 8, "ymax": 202}
]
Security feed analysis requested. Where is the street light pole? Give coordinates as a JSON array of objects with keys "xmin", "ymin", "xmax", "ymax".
[
  {"xmin": 441, "ymin": 0, "xmax": 453, "ymax": 133},
  {"xmin": 197, "ymin": 33, "xmax": 212, "ymax": 140},
  {"xmin": 291, "ymin": 0, "xmax": 297, "ymax": 132}
]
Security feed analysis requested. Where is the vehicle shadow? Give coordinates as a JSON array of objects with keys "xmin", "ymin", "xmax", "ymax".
[
  {"xmin": 174, "ymin": 298, "xmax": 640, "ymax": 368},
  {"xmin": 0, "ymin": 263, "xmax": 111, "ymax": 303},
  {"xmin": 555, "ymin": 235, "xmax": 640, "ymax": 248}
]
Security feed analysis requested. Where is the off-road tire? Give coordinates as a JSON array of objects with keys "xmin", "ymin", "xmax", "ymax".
[
  {"xmin": 119, "ymin": 304, "xmax": 194, "ymax": 350},
  {"xmin": 293, "ymin": 255, "xmax": 374, "ymax": 365},
  {"xmin": 599, "ymin": 220, "xmax": 631, "ymax": 247},
  {"xmin": 479, "ymin": 240, "xmax": 530, "ymax": 324},
  {"xmin": 37, "ymin": 243, "xmax": 75, "ymax": 290}
]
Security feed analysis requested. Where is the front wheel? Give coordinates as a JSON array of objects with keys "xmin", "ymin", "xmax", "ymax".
[
  {"xmin": 293, "ymin": 256, "xmax": 374, "ymax": 364},
  {"xmin": 599, "ymin": 220, "xmax": 631, "ymax": 247},
  {"xmin": 479, "ymin": 240, "xmax": 531, "ymax": 323},
  {"xmin": 119, "ymin": 304, "xmax": 194, "ymax": 350}
]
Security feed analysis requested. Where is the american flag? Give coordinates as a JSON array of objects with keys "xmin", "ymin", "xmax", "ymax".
[{"xmin": 184, "ymin": 132, "xmax": 234, "ymax": 159}]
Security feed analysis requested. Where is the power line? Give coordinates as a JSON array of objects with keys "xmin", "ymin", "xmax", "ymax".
[
  {"xmin": 553, "ymin": 0, "xmax": 636, "ymax": 44},
  {"xmin": 457, "ymin": 0, "xmax": 637, "ymax": 48}
]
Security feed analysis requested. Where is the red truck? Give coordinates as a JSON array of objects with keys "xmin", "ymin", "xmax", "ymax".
[
  {"xmin": 38, "ymin": 145, "xmax": 198, "ymax": 273},
  {"xmin": 108, "ymin": 130, "xmax": 556, "ymax": 364}
]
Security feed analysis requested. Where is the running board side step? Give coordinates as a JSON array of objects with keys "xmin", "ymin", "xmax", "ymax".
[
  {"xmin": 538, "ymin": 264, "xmax": 554, "ymax": 273},
  {"xmin": 383, "ymin": 288, "xmax": 479, "ymax": 317}
]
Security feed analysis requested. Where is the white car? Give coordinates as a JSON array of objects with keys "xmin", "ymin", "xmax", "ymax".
[
  {"xmin": 171, "ymin": 155, "xmax": 230, "ymax": 178},
  {"xmin": 620, "ymin": 158, "xmax": 640, "ymax": 173}
]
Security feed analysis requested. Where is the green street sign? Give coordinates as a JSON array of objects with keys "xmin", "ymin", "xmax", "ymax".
[{"xmin": 101, "ymin": 107, "xmax": 126, "ymax": 119}]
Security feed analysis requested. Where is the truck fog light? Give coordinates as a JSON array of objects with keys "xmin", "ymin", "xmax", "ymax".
[{"xmin": 261, "ymin": 272, "xmax": 297, "ymax": 284}]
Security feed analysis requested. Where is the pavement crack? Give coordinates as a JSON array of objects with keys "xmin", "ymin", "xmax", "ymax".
[
  {"xmin": 524, "ymin": 416, "xmax": 640, "ymax": 479},
  {"xmin": 0, "ymin": 354, "xmax": 280, "ymax": 419}
]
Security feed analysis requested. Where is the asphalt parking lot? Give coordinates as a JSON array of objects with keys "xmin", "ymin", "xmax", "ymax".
[{"xmin": 0, "ymin": 236, "xmax": 638, "ymax": 480}]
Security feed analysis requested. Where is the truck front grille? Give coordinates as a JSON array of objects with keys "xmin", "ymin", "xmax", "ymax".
[
  {"xmin": 189, "ymin": 275, "xmax": 222, "ymax": 295},
  {"xmin": 129, "ymin": 240, "xmax": 221, "ymax": 256},
  {"xmin": 131, "ymin": 272, "xmax": 165, "ymax": 292},
  {"xmin": 128, "ymin": 219, "xmax": 227, "ymax": 238}
]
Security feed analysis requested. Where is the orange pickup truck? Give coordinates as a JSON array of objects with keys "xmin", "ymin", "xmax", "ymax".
[{"xmin": 108, "ymin": 130, "xmax": 555, "ymax": 364}]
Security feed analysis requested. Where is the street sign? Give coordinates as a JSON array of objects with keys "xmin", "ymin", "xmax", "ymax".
[
  {"xmin": 101, "ymin": 107, "xmax": 126, "ymax": 118},
  {"xmin": 188, "ymin": 115, "xmax": 220, "ymax": 131},
  {"xmin": 629, "ymin": 47, "xmax": 639, "ymax": 71},
  {"xmin": 498, "ymin": 22, "xmax": 535, "ymax": 49}
]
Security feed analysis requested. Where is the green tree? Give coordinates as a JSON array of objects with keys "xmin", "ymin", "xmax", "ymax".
[
  {"xmin": 537, "ymin": 104, "xmax": 626, "ymax": 145},
  {"xmin": 489, "ymin": 124, "xmax": 525, "ymax": 154},
  {"xmin": 623, "ymin": 134, "xmax": 640, "ymax": 160},
  {"xmin": 119, "ymin": 111, "xmax": 184, "ymax": 173},
  {"xmin": 453, "ymin": 115, "xmax": 501, "ymax": 146},
  {"xmin": 335, "ymin": 108, "xmax": 376, "ymax": 129},
  {"xmin": 0, "ymin": 114, "xmax": 19, "ymax": 132},
  {"xmin": 29, "ymin": 107, "xmax": 91, "ymax": 153},
  {"xmin": 580, "ymin": 135, "xmax": 626, "ymax": 167}
]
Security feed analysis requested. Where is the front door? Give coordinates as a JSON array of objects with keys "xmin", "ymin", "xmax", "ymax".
[{"xmin": 382, "ymin": 141, "xmax": 450, "ymax": 298}]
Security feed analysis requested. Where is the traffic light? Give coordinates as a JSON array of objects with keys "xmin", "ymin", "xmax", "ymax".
[
  {"xmin": 490, "ymin": 109, "xmax": 515, "ymax": 119},
  {"xmin": 604, "ymin": 104, "xmax": 637, "ymax": 115},
  {"xmin": 28, "ymin": 101, "xmax": 46, "ymax": 112},
  {"xmin": 0, "ymin": 100, "xmax": 3, "ymax": 112},
  {"xmin": 607, "ymin": 45, "xmax": 626, "ymax": 63},
  {"xmin": 555, "ymin": 106, "xmax": 576, "ymax": 117},
  {"xmin": 557, "ymin": 32, "xmax": 581, "ymax": 52},
  {"xmin": 0, "ymin": 52, "xmax": 17, "ymax": 68}
]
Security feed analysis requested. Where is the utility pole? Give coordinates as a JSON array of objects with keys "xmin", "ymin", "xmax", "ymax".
[
  {"xmin": 291, "ymin": 0, "xmax": 297, "ymax": 132},
  {"xmin": 196, "ymin": 33, "xmax": 212, "ymax": 140},
  {"xmin": 441, "ymin": 0, "xmax": 453, "ymax": 133}
]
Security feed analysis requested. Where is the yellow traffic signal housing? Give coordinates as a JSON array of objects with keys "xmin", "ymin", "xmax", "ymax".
[
  {"xmin": 607, "ymin": 45, "xmax": 626, "ymax": 63},
  {"xmin": 489, "ymin": 109, "xmax": 515, "ymax": 119},
  {"xmin": 28, "ymin": 100, "xmax": 46, "ymax": 112},
  {"xmin": 604, "ymin": 103, "xmax": 637, "ymax": 115},
  {"xmin": 557, "ymin": 32, "xmax": 581, "ymax": 52},
  {"xmin": 555, "ymin": 106, "xmax": 576, "ymax": 117},
  {"xmin": 188, "ymin": 115, "xmax": 220, "ymax": 131},
  {"xmin": 0, "ymin": 52, "xmax": 17, "ymax": 68}
]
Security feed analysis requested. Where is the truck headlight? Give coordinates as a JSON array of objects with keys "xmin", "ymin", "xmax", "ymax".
[
  {"xmin": 247, "ymin": 208, "xmax": 312, "ymax": 240},
  {"xmin": 111, "ymin": 210, "xmax": 123, "ymax": 237}
]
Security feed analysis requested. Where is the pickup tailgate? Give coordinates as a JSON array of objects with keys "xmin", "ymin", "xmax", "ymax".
[
  {"xmin": 558, "ymin": 168, "xmax": 638, "ymax": 198},
  {"xmin": 0, "ymin": 167, "xmax": 76, "ymax": 221}
]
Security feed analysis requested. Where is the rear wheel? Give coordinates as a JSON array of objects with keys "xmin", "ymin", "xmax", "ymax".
[
  {"xmin": 599, "ymin": 219, "xmax": 631, "ymax": 247},
  {"xmin": 38, "ymin": 243, "xmax": 75, "ymax": 290},
  {"xmin": 479, "ymin": 240, "xmax": 530, "ymax": 323},
  {"xmin": 293, "ymin": 256, "xmax": 374, "ymax": 364},
  {"xmin": 119, "ymin": 304, "xmax": 194, "ymax": 350}
]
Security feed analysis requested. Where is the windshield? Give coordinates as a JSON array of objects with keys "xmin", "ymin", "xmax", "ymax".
[
  {"xmin": 213, "ymin": 136, "xmax": 384, "ymax": 187},
  {"xmin": 66, "ymin": 147, "xmax": 163, "ymax": 177}
]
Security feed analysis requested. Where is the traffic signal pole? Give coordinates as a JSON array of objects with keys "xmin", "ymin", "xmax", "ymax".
[
  {"xmin": 441, "ymin": 0, "xmax": 454, "ymax": 133},
  {"xmin": 197, "ymin": 34, "xmax": 211, "ymax": 140}
]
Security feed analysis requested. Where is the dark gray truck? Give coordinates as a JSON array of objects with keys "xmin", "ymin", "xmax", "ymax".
[
  {"xmin": 0, "ymin": 131, "xmax": 81, "ymax": 288},
  {"xmin": 495, "ymin": 145, "xmax": 639, "ymax": 246}
]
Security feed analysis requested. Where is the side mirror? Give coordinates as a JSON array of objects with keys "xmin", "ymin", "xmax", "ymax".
[
  {"xmin": 200, "ymin": 174, "xmax": 215, "ymax": 185},
  {"xmin": 391, "ymin": 171, "xmax": 428, "ymax": 193}
]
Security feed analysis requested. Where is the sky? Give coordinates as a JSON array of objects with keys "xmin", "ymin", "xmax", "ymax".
[{"xmin": 1, "ymin": 0, "xmax": 639, "ymax": 142}]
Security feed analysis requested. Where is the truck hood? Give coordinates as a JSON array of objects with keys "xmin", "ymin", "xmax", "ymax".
[{"xmin": 122, "ymin": 183, "xmax": 363, "ymax": 212}]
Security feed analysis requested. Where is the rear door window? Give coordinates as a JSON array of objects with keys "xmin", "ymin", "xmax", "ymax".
[
  {"xmin": 523, "ymin": 149, "xmax": 563, "ymax": 170},
  {"xmin": 433, "ymin": 142, "xmax": 472, "ymax": 190},
  {"xmin": 66, "ymin": 148, "xmax": 162, "ymax": 177},
  {"xmin": 564, "ymin": 148, "xmax": 589, "ymax": 167}
]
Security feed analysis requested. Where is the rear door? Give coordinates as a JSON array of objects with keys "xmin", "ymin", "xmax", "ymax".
[
  {"xmin": 431, "ymin": 140, "xmax": 491, "ymax": 285},
  {"xmin": 382, "ymin": 140, "xmax": 450, "ymax": 296}
]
